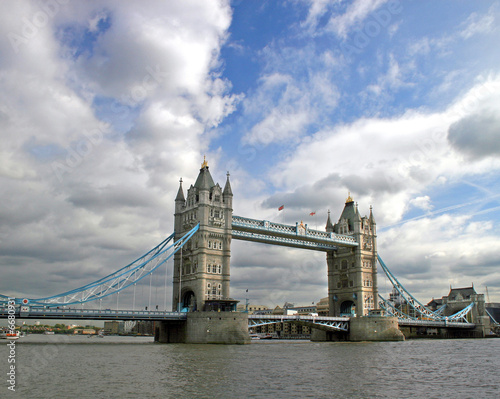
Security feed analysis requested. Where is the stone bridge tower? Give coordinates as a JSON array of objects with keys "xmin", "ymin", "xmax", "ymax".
[
  {"xmin": 172, "ymin": 158, "xmax": 234, "ymax": 312},
  {"xmin": 326, "ymin": 194, "xmax": 378, "ymax": 317}
]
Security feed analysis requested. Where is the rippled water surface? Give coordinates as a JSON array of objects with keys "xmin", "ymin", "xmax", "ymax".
[{"xmin": 2, "ymin": 335, "xmax": 499, "ymax": 398}]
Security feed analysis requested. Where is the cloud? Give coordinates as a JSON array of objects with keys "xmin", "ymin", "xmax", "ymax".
[
  {"xmin": 301, "ymin": 0, "xmax": 333, "ymax": 31},
  {"xmin": 301, "ymin": 0, "xmax": 393, "ymax": 39},
  {"xmin": 240, "ymin": 44, "xmax": 341, "ymax": 146},
  {"xmin": 230, "ymin": 240, "xmax": 328, "ymax": 306},
  {"xmin": 365, "ymin": 53, "xmax": 414, "ymax": 95},
  {"xmin": 245, "ymin": 76, "xmax": 500, "ymax": 304},
  {"xmin": 1, "ymin": 1, "xmax": 500, "ymax": 310},
  {"xmin": 460, "ymin": 10, "xmax": 495, "ymax": 39},
  {"xmin": 0, "ymin": 0, "xmax": 235, "ymax": 303},
  {"xmin": 409, "ymin": 196, "xmax": 432, "ymax": 212},
  {"xmin": 448, "ymin": 109, "xmax": 500, "ymax": 160},
  {"xmin": 378, "ymin": 214, "xmax": 500, "ymax": 299},
  {"xmin": 327, "ymin": 0, "xmax": 390, "ymax": 38}
]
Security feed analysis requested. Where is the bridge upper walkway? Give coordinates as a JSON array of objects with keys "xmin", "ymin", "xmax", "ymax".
[{"xmin": 231, "ymin": 215, "xmax": 358, "ymax": 251}]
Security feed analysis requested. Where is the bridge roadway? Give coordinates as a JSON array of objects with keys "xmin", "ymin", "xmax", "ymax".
[
  {"xmin": 231, "ymin": 215, "xmax": 358, "ymax": 251},
  {"xmin": 0, "ymin": 308, "xmax": 475, "ymax": 330},
  {"xmin": 249, "ymin": 314, "xmax": 350, "ymax": 331},
  {"xmin": 0, "ymin": 307, "xmax": 187, "ymax": 321},
  {"xmin": 248, "ymin": 314, "xmax": 475, "ymax": 331}
]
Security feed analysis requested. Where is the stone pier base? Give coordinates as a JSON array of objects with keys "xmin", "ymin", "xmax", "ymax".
[
  {"xmin": 349, "ymin": 316, "xmax": 404, "ymax": 341},
  {"xmin": 155, "ymin": 312, "xmax": 250, "ymax": 344},
  {"xmin": 311, "ymin": 316, "xmax": 404, "ymax": 342},
  {"xmin": 310, "ymin": 328, "xmax": 348, "ymax": 341}
]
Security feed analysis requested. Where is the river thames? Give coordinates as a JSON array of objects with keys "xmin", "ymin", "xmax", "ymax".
[{"xmin": 2, "ymin": 335, "xmax": 499, "ymax": 398}]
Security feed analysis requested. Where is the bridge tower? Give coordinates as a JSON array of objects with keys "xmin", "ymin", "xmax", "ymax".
[
  {"xmin": 172, "ymin": 158, "xmax": 234, "ymax": 312},
  {"xmin": 326, "ymin": 194, "xmax": 378, "ymax": 317}
]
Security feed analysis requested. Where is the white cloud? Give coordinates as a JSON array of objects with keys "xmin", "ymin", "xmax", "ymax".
[
  {"xmin": 365, "ymin": 53, "xmax": 414, "ymax": 98},
  {"xmin": 0, "ymin": 0, "xmax": 235, "ymax": 303},
  {"xmin": 245, "ymin": 74, "xmax": 500, "ymax": 303},
  {"xmin": 1, "ymin": 1, "xmax": 500, "ymax": 310},
  {"xmin": 378, "ymin": 214, "xmax": 500, "ymax": 301},
  {"xmin": 460, "ymin": 11, "xmax": 495, "ymax": 39},
  {"xmin": 240, "ymin": 46, "xmax": 341, "ymax": 146},
  {"xmin": 326, "ymin": 0, "xmax": 390, "ymax": 39},
  {"xmin": 409, "ymin": 196, "xmax": 432, "ymax": 212}
]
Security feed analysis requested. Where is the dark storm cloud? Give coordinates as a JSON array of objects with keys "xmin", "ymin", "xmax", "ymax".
[
  {"xmin": 338, "ymin": 172, "xmax": 406, "ymax": 195},
  {"xmin": 448, "ymin": 109, "xmax": 500, "ymax": 159},
  {"xmin": 261, "ymin": 169, "xmax": 404, "ymax": 217},
  {"xmin": 67, "ymin": 184, "xmax": 160, "ymax": 212},
  {"xmin": 260, "ymin": 173, "xmax": 344, "ymax": 214},
  {"xmin": 450, "ymin": 257, "xmax": 500, "ymax": 277}
]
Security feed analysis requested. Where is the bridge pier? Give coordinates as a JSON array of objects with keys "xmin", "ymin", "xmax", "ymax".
[
  {"xmin": 311, "ymin": 316, "xmax": 404, "ymax": 342},
  {"xmin": 399, "ymin": 324, "xmax": 486, "ymax": 339},
  {"xmin": 155, "ymin": 312, "xmax": 250, "ymax": 344},
  {"xmin": 310, "ymin": 329, "xmax": 348, "ymax": 341},
  {"xmin": 349, "ymin": 316, "xmax": 404, "ymax": 341}
]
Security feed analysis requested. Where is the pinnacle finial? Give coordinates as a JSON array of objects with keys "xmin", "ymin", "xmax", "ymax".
[
  {"xmin": 346, "ymin": 192, "xmax": 353, "ymax": 203},
  {"xmin": 201, "ymin": 155, "xmax": 208, "ymax": 169}
]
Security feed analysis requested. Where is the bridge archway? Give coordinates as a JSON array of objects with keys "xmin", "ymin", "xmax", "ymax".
[
  {"xmin": 182, "ymin": 291, "xmax": 196, "ymax": 312},
  {"xmin": 340, "ymin": 300, "xmax": 356, "ymax": 316}
]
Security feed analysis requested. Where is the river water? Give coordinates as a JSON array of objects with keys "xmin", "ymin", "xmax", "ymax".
[{"xmin": 2, "ymin": 335, "xmax": 499, "ymax": 398}]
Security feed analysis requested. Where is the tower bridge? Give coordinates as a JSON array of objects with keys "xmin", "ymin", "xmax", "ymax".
[
  {"xmin": 1, "ymin": 159, "xmax": 490, "ymax": 343},
  {"xmin": 172, "ymin": 160, "xmax": 379, "ymax": 320}
]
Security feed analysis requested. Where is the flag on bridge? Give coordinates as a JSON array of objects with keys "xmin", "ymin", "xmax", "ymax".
[
  {"xmin": 278, "ymin": 205, "xmax": 284, "ymax": 211},
  {"xmin": 310, "ymin": 211, "xmax": 316, "ymax": 216}
]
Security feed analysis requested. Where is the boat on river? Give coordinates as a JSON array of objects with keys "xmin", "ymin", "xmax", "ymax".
[
  {"xmin": 250, "ymin": 333, "xmax": 273, "ymax": 340},
  {"xmin": 0, "ymin": 330, "xmax": 21, "ymax": 340}
]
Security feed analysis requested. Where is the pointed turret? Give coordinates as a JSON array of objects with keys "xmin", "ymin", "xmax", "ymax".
[
  {"xmin": 175, "ymin": 178, "xmax": 185, "ymax": 202},
  {"xmin": 354, "ymin": 202, "xmax": 362, "ymax": 221},
  {"xmin": 337, "ymin": 193, "xmax": 357, "ymax": 228},
  {"xmin": 369, "ymin": 205, "xmax": 376, "ymax": 225},
  {"xmin": 194, "ymin": 156, "xmax": 215, "ymax": 190},
  {"xmin": 174, "ymin": 178, "xmax": 185, "ymax": 234},
  {"xmin": 223, "ymin": 171, "xmax": 233, "ymax": 197},
  {"xmin": 326, "ymin": 210, "xmax": 334, "ymax": 232}
]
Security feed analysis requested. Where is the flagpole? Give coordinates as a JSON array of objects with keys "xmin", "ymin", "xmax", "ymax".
[
  {"xmin": 309, "ymin": 211, "xmax": 317, "ymax": 230},
  {"xmin": 278, "ymin": 205, "xmax": 285, "ymax": 224}
]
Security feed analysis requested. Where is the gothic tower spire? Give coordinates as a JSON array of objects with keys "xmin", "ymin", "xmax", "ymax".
[
  {"xmin": 175, "ymin": 178, "xmax": 185, "ymax": 202},
  {"xmin": 326, "ymin": 210, "xmax": 334, "ymax": 232},
  {"xmin": 172, "ymin": 158, "xmax": 233, "ymax": 312}
]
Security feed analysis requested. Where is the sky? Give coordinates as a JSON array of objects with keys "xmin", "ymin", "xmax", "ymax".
[{"xmin": 1, "ymin": 0, "xmax": 500, "ymax": 311}]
